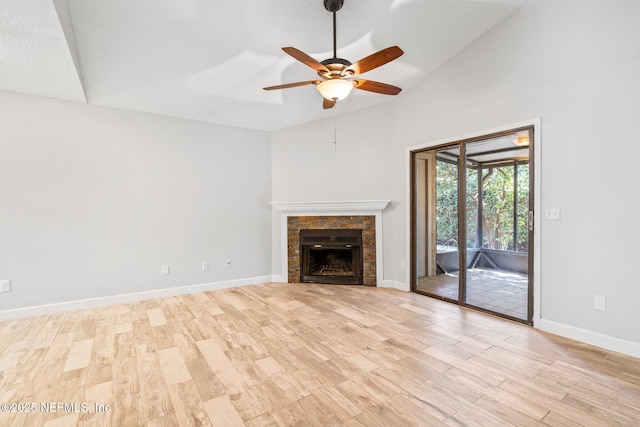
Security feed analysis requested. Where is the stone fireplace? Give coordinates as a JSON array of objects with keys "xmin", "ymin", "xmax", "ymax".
[
  {"xmin": 271, "ymin": 201, "xmax": 390, "ymax": 287},
  {"xmin": 291, "ymin": 217, "xmax": 374, "ymax": 285}
]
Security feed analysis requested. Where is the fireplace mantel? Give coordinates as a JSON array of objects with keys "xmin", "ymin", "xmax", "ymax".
[
  {"xmin": 271, "ymin": 200, "xmax": 390, "ymax": 213},
  {"xmin": 271, "ymin": 200, "xmax": 390, "ymax": 286}
]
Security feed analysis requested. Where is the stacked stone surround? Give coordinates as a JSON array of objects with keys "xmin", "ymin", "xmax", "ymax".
[{"xmin": 287, "ymin": 216, "xmax": 377, "ymax": 286}]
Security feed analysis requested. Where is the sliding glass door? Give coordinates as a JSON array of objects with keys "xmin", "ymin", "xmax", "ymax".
[
  {"xmin": 411, "ymin": 127, "xmax": 534, "ymax": 324},
  {"xmin": 414, "ymin": 149, "xmax": 459, "ymax": 301}
]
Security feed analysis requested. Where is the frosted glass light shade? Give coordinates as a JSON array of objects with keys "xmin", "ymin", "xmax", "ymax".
[{"xmin": 317, "ymin": 79, "xmax": 354, "ymax": 101}]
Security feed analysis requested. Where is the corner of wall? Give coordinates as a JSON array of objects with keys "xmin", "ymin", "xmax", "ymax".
[{"xmin": 379, "ymin": 280, "xmax": 409, "ymax": 292}]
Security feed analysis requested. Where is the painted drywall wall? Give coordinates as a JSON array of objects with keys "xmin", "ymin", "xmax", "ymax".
[
  {"xmin": 271, "ymin": 103, "xmax": 394, "ymax": 201},
  {"xmin": 271, "ymin": 0, "xmax": 640, "ymax": 347},
  {"xmin": 0, "ymin": 91, "xmax": 271, "ymax": 311}
]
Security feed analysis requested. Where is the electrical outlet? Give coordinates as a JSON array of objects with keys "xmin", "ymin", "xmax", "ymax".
[
  {"xmin": 161, "ymin": 265, "xmax": 170, "ymax": 275},
  {"xmin": 225, "ymin": 259, "xmax": 232, "ymax": 268},
  {"xmin": 202, "ymin": 261, "xmax": 209, "ymax": 272},
  {"xmin": 0, "ymin": 280, "xmax": 11, "ymax": 293},
  {"xmin": 544, "ymin": 207, "xmax": 561, "ymax": 221},
  {"xmin": 400, "ymin": 260, "xmax": 406, "ymax": 270},
  {"xmin": 593, "ymin": 295, "xmax": 606, "ymax": 311}
]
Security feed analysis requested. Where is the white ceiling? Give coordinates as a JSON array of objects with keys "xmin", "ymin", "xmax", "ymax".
[{"xmin": 0, "ymin": 0, "xmax": 526, "ymax": 131}]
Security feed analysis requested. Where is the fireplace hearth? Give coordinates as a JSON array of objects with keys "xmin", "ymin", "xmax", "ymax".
[{"xmin": 300, "ymin": 229, "xmax": 363, "ymax": 285}]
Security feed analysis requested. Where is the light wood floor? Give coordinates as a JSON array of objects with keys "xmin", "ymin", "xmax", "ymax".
[{"xmin": 1, "ymin": 283, "xmax": 639, "ymax": 426}]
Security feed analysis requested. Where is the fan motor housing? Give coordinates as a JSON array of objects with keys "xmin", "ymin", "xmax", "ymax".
[
  {"xmin": 318, "ymin": 58, "xmax": 352, "ymax": 78},
  {"xmin": 324, "ymin": 0, "xmax": 344, "ymax": 12},
  {"xmin": 321, "ymin": 58, "xmax": 351, "ymax": 67}
]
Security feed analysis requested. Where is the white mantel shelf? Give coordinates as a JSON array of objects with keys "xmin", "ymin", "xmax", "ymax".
[
  {"xmin": 270, "ymin": 200, "xmax": 390, "ymax": 213},
  {"xmin": 271, "ymin": 200, "xmax": 390, "ymax": 286}
]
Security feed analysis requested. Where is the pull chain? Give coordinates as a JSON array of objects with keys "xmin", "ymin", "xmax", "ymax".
[{"xmin": 333, "ymin": 104, "xmax": 337, "ymax": 151}]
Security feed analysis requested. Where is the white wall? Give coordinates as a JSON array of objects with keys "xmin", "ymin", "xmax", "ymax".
[
  {"xmin": 271, "ymin": 0, "xmax": 640, "ymax": 352},
  {"xmin": 271, "ymin": 103, "xmax": 394, "ymax": 201},
  {"xmin": 0, "ymin": 91, "xmax": 271, "ymax": 312}
]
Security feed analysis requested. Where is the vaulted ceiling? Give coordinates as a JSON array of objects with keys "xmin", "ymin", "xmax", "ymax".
[{"xmin": 1, "ymin": 0, "xmax": 526, "ymax": 131}]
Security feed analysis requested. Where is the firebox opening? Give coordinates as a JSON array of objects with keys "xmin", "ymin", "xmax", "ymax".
[
  {"xmin": 300, "ymin": 229, "xmax": 364, "ymax": 285},
  {"xmin": 308, "ymin": 248, "xmax": 354, "ymax": 277}
]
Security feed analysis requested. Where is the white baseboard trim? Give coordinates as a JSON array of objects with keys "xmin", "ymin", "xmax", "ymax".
[
  {"xmin": 0, "ymin": 275, "xmax": 273, "ymax": 322},
  {"xmin": 379, "ymin": 280, "xmax": 409, "ymax": 292},
  {"xmin": 270, "ymin": 275, "xmax": 287, "ymax": 283},
  {"xmin": 537, "ymin": 318, "xmax": 640, "ymax": 359}
]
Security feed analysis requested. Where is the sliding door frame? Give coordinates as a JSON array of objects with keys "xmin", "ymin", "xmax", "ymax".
[{"xmin": 407, "ymin": 119, "xmax": 541, "ymax": 326}]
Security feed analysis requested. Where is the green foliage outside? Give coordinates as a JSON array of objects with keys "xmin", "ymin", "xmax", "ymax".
[
  {"xmin": 435, "ymin": 161, "xmax": 458, "ymax": 249},
  {"xmin": 436, "ymin": 160, "xmax": 529, "ymax": 253}
]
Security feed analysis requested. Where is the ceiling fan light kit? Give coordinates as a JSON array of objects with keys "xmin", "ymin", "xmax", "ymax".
[
  {"xmin": 317, "ymin": 79, "xmax": 354, "ymax": 101},
  {"xmin": 263, "ymin": 0, "xmax": 403, "ymax": 109}
]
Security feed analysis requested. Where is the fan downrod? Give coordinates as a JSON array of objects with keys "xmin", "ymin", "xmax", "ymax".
[{"xmin": 324, "ymin": 0, "xmax": 344, "ymax": 12}]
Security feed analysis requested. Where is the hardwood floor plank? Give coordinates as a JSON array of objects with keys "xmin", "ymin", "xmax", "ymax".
[
  {"xmin": 86, "ymin": 325, "xmax": 114, "ymax": 388},
  {"xmin": 254, "ymin": 357, "xmax": 285, "ymax": 377},
  {"xmin": 224, "ymin": 347, "xmax": 267, "ymax": 387},
  {"xmin": 268, "ymin": 369, "xmax": 311, "ymax": 402},
  {"xmin": 166, "ymin": 380, "xmax": 211, "ymax": 427},
  {"xmin": 578, "ymin": 376, "xmax": 640, "ymax": 410},
  {"xmin": 158, "ymin": 347, "xmax": 191, "ymax": 385},
  {"xmin": 186, "ymin": 356, "xmax": 227, "ymax": 402},
  {"xmin": 389, "ymin": 393, "xmax": 450, "ymax": 425},
  {"xmin": 6, "ymin": 347, "xmax": 46, "ymax": 386},
  {"xmin": 63, "ymin": 339, "xmax": 94, "ymax": 372},
  {"xmin": 80, "ymin": 380, "xmax": 113, "ymax": 427},
  {"xmin": 0, "ymin": 282, "xmax": 638, "ymax": 426},
  {"xmin": 294, "ymin": 394, "xmax": 342, "ymax": 425},
  {"xmin": 147, "ymin": 308, "xmax": 167, "ymax": 327},
  {"xmin": 113, "ymin": 331, "xmax": 135, "ymax": 359},
  {"xmin": 151, "ymin": 324, "xmax": 176, "ymax": 351},
  {"xmin": 474, "ymin": 394, "xmax": 543, "ymax": 426},
  {"xmin": 254, "ymin": 397, "xmax": 313, "ymax": 426},
  {"xmin": 197, "ymin": 338, "xmax": 234, "ymax": 373},
  {"xmin": 111, "ymin": 357, "xmax": 140, "ymax": 426},
  {"xmin": 203, "ymin": 395, "xmax": 245, "ymax": 427},
  {"xmin": 43, "ymin": 413, "xmax": 80, "ymax": 427},
  {"xmin": 42, "ymin": 331, "xmax": 75, "ymax": 363},
  {"xmin": 560, "ymin": 393, "xmax": 636, "ymax": 426},
  {"xmin": 290, "ymin": 347, "xmax": 348, "ymax": 385},
  {"xmin": 541, "ymin": 410, "xmax": 590, "ymax": 427},
  {"xmin": 137, "ymin": 344, "xmax": 173, "ymax": 423},
  {"xmin": 313, "ymin": 385, "xmax": 362, "ymax": 421}
]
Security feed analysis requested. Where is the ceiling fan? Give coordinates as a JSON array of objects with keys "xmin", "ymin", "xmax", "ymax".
[{"xmin": 263, "ymin": 0, "xmax": 404, "ymax": 109}]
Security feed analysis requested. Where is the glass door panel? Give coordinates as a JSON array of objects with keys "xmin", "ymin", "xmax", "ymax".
[
  {"xmin": 414, "ymin": 149, "xmax": 459, "ymax": 301},
  {"xmin": 464, "ymin": 135, "xmax": 530, "ymax": 321}
]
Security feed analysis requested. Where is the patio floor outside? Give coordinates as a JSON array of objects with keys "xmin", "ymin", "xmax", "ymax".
[{"xmin": 417, "ymin": 268, "xmax": 528, "ymax": 320}]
